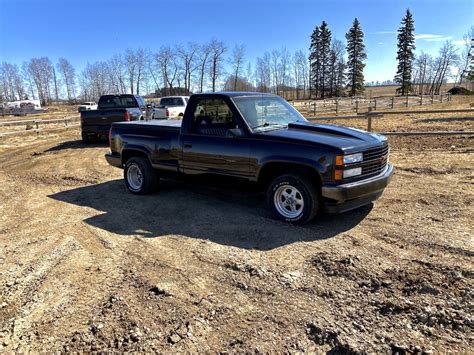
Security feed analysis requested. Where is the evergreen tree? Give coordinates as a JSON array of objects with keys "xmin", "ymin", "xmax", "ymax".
[
  {"xmin": 319, "ymin": 21, "xmax": 332, "ymax": 98},
  {"xmin": 345, "ymin": 18, "xmax": 366, "ymax": 96},
  {"xmin": 395, "ymin": 9, "xmax": 416, "ymax": 95},
  {"xmin": 309, "ymin": 21, "xmax": 332, "ymax": 98},
  {"xmin": 309, "ymin": 26, "xmax": 321, "ymax": 98}
]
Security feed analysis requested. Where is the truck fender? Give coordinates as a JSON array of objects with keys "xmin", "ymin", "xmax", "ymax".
[
  {"xmin": 257, "ymin": 156, "xmax": 329, "ymax": 184},
  {"xmin": 121, "ymin": 144, "xmax": 153, "ymax": 166}
]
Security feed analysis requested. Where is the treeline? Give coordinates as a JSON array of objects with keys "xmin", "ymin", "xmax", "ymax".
[{"xmin": 0, "ymin": 17, "xmax": 473, "ymax": 105}]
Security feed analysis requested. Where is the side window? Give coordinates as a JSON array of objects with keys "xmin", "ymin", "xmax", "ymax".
[{"xmin": 190, "ymin": 98, "xmax": 238, "ymax": 137}]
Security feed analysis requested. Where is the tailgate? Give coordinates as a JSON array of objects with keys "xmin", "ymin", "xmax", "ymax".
[{"xmin": 82, "ymin": 109, "xmax": 126, "ymax": 131}]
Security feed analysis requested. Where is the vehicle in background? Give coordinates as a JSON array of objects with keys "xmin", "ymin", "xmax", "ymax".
[
  {"xmin": 3, "ymin": 100, "xmax": 46, "ymax": 116},
  {"xmin": 106, "ymin": 92, "xmax": 393, "ymax": 225},
  {"xmin": 80, "ymin": 94, "xmax": 146, "ymax": 143},
  {"xmin": 6, "ymin": 100, "xmax": 42, "ymax": 110},
  {"xmin": 153, "ymin": 96, "xmax": 189, "ymax": 119},
  {"xmin": 78, "ymin": 102, "xmax": 98, "ymax": 112}
]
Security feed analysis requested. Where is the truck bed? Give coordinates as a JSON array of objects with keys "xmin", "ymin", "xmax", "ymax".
[{"xmin": 112, "ymin": 119, "xmax": 182, "ymax": 133}]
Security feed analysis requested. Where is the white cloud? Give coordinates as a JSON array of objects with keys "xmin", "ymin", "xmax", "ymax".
[
  {"xmin": 377, "ymin": 42, "xmax": 384, "ymax": 45},
  {"xmin": 452, "ymin": 39, "xmax": 469, "ymax": 46},
  {"xmin": 415, "ymin": 34, "xmax": 452, "ymax": 42}
]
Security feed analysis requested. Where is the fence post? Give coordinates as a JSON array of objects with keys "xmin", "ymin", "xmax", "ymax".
[
  {"xmin": 335, "ymin": 99, "xmax": 339, "ymax": 114},
  {"xmin": 439, "ymin": 93, "xmax": 442, "ymax": 102},
  {"xmin": 431, "ymin": 94, "xmax": 434, "ymax": 104},
  {"xmin": 420, "ymin": 95, "xmax": 423, "ymax": 106},
  {"xmin": 405, "ymin": 95, "xmax": 409, "ymax": 107},
  {"xmin": 367, "ymin": 107, "xmax": 373, "ymax": 132},
  {"xmin": 313, "ymin": 102, "xmax": 316, "ymax": 116},
  {"xmin": 374, "ymin": 98, "xmax": 377, "ymax": 111},
  {"xmin": 356, "ymin": 100, "xmax": 359, "ymax": 113},
  {"xmin": 391, "ymin": 97, "xmax": 394, "ymax": 109}
]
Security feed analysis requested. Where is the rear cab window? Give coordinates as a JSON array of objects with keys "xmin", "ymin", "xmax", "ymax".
[
  {"xmin": 189, "ymin": 98, "xmax": 238, "ymax": 137},
  {"xmin": 98, "ymin": 95, "xmax": 138, "ymax": 109},
  {"xmin": 160, "ymin": 97, "xmax": 185, "ymax": 107}
]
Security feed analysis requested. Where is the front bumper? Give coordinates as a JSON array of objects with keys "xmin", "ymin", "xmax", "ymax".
[
  {"xmin": 322, "ymin": 164, "xmax": 394, "ymax": 213},
  {"xmin": 105, "ymin": 153, "xmax": 123, "ymax": 168}
]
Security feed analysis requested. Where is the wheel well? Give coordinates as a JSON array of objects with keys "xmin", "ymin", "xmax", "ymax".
[
  {"xmin": 121, "ymin": 149, "xmax": 149, "ymax": 165},
  {"xmin": 258, "ymin": 162, "xmax": 322, "ymax": 188}
]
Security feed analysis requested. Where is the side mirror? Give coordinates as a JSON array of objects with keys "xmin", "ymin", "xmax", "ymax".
[{"xmin": 227, "ymin": 128, "xmax": 244, "ymax": 138}]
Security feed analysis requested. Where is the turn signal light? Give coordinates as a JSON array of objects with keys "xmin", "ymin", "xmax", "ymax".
[
  {"xmin": 335, "ymin": 155, "xmax": 343, "ymax": 166},
  {"xmin": 124, "ymin": 111, "xmax": 130, "ymax": 121},
  {"xmin": 334, "ymin": 169, "xmax": 343, "ymax": 181}
]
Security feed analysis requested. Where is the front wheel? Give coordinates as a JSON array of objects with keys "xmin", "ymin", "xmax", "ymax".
[
  {"xmin": 124, "ymin": 157, "xmax": 159, "ymax": 194},
  {"xmin": 267, "ymin": 173, "xmax": 321, "ymax": 225}
]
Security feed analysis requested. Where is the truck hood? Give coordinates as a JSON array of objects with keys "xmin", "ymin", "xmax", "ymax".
[{"xmin": 260, "ymin": 122, "xmax": 387, "ymax": 153}]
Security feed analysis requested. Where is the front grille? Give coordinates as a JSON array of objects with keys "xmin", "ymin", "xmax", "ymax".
[
  {"xmin": 344, "ymin": 143, "xmax": 389, "ymax": 181},
  {"xmin": 360, "ymin": 144, "xmax": 389, "ymax": 177}
]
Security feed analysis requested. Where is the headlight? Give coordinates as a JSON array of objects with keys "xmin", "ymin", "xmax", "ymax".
[
  {"xmin": 343, "ymin": 167, "xmax": 362, "ymax": 178},
  {"xmin": 344, "ymin": 153, "xmax": 363, "ymax": 164}
]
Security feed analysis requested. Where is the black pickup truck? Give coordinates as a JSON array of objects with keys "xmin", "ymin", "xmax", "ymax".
[
  {"xmin": 106, "ymin": 92, "xmax": 393, "ymax": 224},
  {"xmin": 80, "ymin": 94, "xmax": 146, "ymax": 143}
]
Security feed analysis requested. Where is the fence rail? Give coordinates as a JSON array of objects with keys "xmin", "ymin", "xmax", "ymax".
[
  {"xmin": 292, "ymin": 93, "xmax": 453, "ymax": 115},
  {"xmin": 0, "ymin": 116, "xmax": 79, "ymax": 138},
  {"xmin": 1, "ymin": 110, "xmax": 472, "ymax": 139}
]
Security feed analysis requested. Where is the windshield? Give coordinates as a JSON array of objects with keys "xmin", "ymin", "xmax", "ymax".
[{"xmin": 233, "ymin": 96, "xmax": 307, "ymax": 132}]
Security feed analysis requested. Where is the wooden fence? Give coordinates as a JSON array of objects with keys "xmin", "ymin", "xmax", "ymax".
[
  {"xmin": 292, "ymin": 93, "xmax": 452, "ymax": 115},
  {"xmin": 0, "ymin": 116, "xmax": 80, "ymax": 137},
  {"xmin": 306, "ymin": 107, "xmax": 473, "ymax": 133},
  {"xmin": 0, "ymin": 109, "xmax": 472, "ymax": 138}
]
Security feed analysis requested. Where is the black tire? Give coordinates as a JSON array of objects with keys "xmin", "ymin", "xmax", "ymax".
[
  {"xmin": 124, "ymin": 156, "xmax": 159, "ymax": 195},
  {"xmin": 81, "ymin": 132, "xmax": 95, "ymax": 144},
  {"xmin": 266, "ymin": 173, "xmax": 321, "ymax": 225}
]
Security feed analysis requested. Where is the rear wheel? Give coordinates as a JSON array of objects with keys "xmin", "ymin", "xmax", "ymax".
[
  {"xmin": 267, "ymin": 173, "xmax": 320, "ymax": 225},
  {"xmin": 82, "ymin": 132, "xmax": 96, "ymax": 144},
  {"xmin": 124, "ymin": 156, "xmax": 159, "ymax": 194}
]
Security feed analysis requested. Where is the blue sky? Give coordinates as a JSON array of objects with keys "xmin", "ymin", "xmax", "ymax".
[{"xmin": 0, "ymin": 0, "xmax": 472, "ymax": 83}]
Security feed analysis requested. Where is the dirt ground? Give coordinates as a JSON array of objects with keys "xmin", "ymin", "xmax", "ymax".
[{"xmin": 0, "ymin": 111, "xmax": 473, "ymax": 352}]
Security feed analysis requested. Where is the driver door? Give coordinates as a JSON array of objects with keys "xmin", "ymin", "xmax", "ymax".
[{"xmin": 180, "ymin": 97, "xmax": 251, "ymax": 179}]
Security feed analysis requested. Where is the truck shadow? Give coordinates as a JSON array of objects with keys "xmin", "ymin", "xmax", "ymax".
[
  {"xmin": 45, "ymin": 139, "xmax": 108, "ymax": 152},
  {"xmin": 48, "ymin": 179, "xmax": 372, "ymax": 250}
]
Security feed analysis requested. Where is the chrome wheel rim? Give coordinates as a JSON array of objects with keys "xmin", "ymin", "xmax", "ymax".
[
  {"xmin": 127, "ymin": 164, "xmax": 143, "ymax": 191},
  {"xmin": 274, "ymin": 185, "xmax": 304, "ymax": 219}
]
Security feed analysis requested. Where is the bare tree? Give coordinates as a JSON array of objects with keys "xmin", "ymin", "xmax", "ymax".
[
  {"xmin": 456, "ymin": 26, "xmax": 474, "ymax": 86},
  {"xmin": 0, "ymin": 62, "xmax": 25, "ymax": 101},
  {"xmin": 156, "ymin": 46, "xmax": 178, "ymax": 95},
  {"xmin": 429, "ymin": 41, "xmax": 459, "ymax": 94},
  {"xmin": 255, "ymin": 52, "xmax": 271, "ymax": 92},
  {"xmin": 22, "ymin": 62, "xmax": 36, "ymax": 100},
  {"xmin": 57, "ymin": 58, "xmax": 76, "ymax": 102},
  {"xmin": 135, "ymin": 49, "xmax": 146, "ymax": 95},
  {"xmin": 271, "ymin": 50, "xmax": 280, "ymax": 94},
  {"xmin": 209, "ymin": 39, "xmax": 227, "ymax": 92},
  {"xmin": 26, "ymin": 57, "xmax": 55, "ymax": 104},
  {"xmin": 177, "ymin": 42, "xmax": 199, "ymax": 93},
  {"xmin": 229, "ymin": 44, "xmax": 245, "ymax": 90},
  {"xmin": 108, "ymin": 54, "xmax": 127, "ymax": 94},
  {"xmin": 197, "ymin": 43, "xmax": 212, "ymax": 93},
  {"xmin": 124, "ymin": 49, "xmax": 137, "ymax": 94}
]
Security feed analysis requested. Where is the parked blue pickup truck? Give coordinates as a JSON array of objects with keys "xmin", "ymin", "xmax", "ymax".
[{"xmin": 105, "ymin": 92, "xmax": 393, "ymax": 224}]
